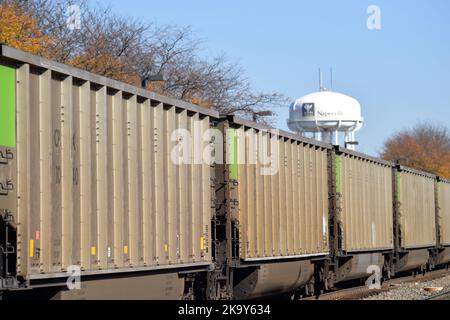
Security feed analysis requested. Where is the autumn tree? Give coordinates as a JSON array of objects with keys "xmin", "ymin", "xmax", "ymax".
[
  {"xmin": 6, "ymin": 0, "xmax": 287, "ymax": 122},
  {"xmin": 380, "ymin": 123, "xmax": 450, "ymax": 179},
  {"xmin": 0, "ymin": 1, "xmax": 50, "ymax": 54}
]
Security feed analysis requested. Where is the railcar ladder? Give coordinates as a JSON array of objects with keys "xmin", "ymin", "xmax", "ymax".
[{"xmin": 0, "ymin": 210, "xmax": 17, "ymax": 290}]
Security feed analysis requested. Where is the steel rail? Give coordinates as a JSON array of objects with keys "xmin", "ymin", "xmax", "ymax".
[{"xmin": 301, "ymin": 268, "xmax": 450, "ymax": 300}]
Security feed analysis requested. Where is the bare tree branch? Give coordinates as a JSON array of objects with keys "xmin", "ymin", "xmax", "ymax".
[{"xmin": 7, "ymin": 0, "xmax": 289, "ymax": 122}]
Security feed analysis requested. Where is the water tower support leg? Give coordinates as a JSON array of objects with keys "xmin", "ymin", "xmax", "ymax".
[{"xmin": 334, "ymin": 131, "xmax": 339, "ymax": 146}]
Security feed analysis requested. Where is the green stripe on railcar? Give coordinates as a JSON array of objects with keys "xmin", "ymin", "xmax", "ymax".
[
  {"xmin": 395, "ymin": 171, "xmax": 401, "ymax": 201},
  {"xmin": 0, "ymin": 65, "xmax": 16, "ymax": 147},
  {"xmin": 229, "ymin": 128, "xmax": 238, "ymax": 180},
  {"xmin": 335, "ymin": 154, "xmax": 341, "ymax": 193}
]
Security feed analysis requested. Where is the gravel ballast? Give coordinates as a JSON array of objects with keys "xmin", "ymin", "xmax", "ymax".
[{"xmin": 363, "ymin": 275, "xmax": 450, "ymax": 300}]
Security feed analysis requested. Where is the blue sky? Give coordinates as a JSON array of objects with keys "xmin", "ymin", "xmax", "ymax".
[{"xmin": 105, "ymin": 0, "xmax": 450, "ymax": 156}]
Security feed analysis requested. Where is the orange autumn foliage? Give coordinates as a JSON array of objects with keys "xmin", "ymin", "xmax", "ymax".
[
  {"xmin": 66, "ymin": 34, "xmax": 145, "ymax": 86},
  {"xmin": 0, "ymin": 3, "xmax": 50, "ymax": 54},
  {"xmin": 146, "ymin": 80, "xmax": 166, "ymax": 95},
  {"xmin": 145, "ymin": 81, "xmax": 213, "ymax": 108},
  {"xmin": 381, "ymin": 123, "xmax": 450, "ymax": 179},
  {"xmin": 68, "ymin": 44, "xmax": 129, "ymax": 82},
  {"xmin": 187, "ymin": 96, "xmax": 213, "ymax": 109}
]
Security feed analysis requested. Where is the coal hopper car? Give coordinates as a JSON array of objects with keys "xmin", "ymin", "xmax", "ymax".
[
  {"xmin": 213, "ymin": 116, "xmax": 331, "ymax": 299},
  {"xmin": 0, "ymin": 45, "xmax": 217, "ymax": 299}
]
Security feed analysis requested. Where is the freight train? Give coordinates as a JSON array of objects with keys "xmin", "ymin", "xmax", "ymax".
[{"xmin": 0, "ymin": 45, "xmax": 449, "ymax": 300}]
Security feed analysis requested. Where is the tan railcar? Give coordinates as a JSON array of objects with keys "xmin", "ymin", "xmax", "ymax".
[
  {"xmin": 438, "ymin": 179, "xmax": 450, "ymax": 246},
  {"xmin": 223, "ymin": 117, "xmax": 330, "ymax": 261},
  {"xmin": 396, "ymin": 167, "xmax": 436, "ymax": 249},
  {"xmin": 336, "ymin": 149, "xmax": 394, "ymax": 252},
  {"xmin": 0, "ymin": 45, "xmax": 216, "ymax": 281}
]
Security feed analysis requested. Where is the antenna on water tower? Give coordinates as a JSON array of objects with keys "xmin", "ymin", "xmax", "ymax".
[
  {"xmin": 318, "ymin": 67, "xmax": 334, "ymax": 91},
  {"xmin": 318, "ymin": 68, "xmax": 324, "ymax": 91},
  {"xmin": 330, "ymin": 68, "xmax": 333, "ymax": 90}
]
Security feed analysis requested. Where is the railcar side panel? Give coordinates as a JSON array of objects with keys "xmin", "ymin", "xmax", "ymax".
[
  {"xmin": 227, "ymin": 121, "xmax": 329, "ymax": 260},
  {"xmin": 438, "ymin": 180, "xmax": 450, "ymax": 246},
  {"xmin": 0, "ymin": 48, "xmax": 216, "ymax": 281},
  {"xmin": 397, "ymin": 169, "xmax": 436, "ymax": 249},
  {"xmin": 338, "ymin": 152, "xmax": 394, "ymax": 252}
]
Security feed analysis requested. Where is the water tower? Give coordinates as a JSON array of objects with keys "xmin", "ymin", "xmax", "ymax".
[{"xmin": 287, "ymin": 70, "xmax": 363, "ymax": 150}]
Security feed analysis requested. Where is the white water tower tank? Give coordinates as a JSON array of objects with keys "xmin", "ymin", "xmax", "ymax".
[{"xmin": 287, "ymin": 90, "xmax": 364, "ymax": 150}]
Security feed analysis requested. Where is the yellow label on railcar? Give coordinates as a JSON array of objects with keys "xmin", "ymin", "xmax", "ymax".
[{"xmin": 29, "ymin": 240, "xmax": 34, "ymax": 257}]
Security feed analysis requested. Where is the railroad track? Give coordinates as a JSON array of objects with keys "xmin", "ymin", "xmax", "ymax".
[
  {"xmin": 423, "ymin": 288, "xmax": 450, "ymax": 300},
  {"xmin": 302, "ymin": 268, "xmax": 450, "ymax": 300}
]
